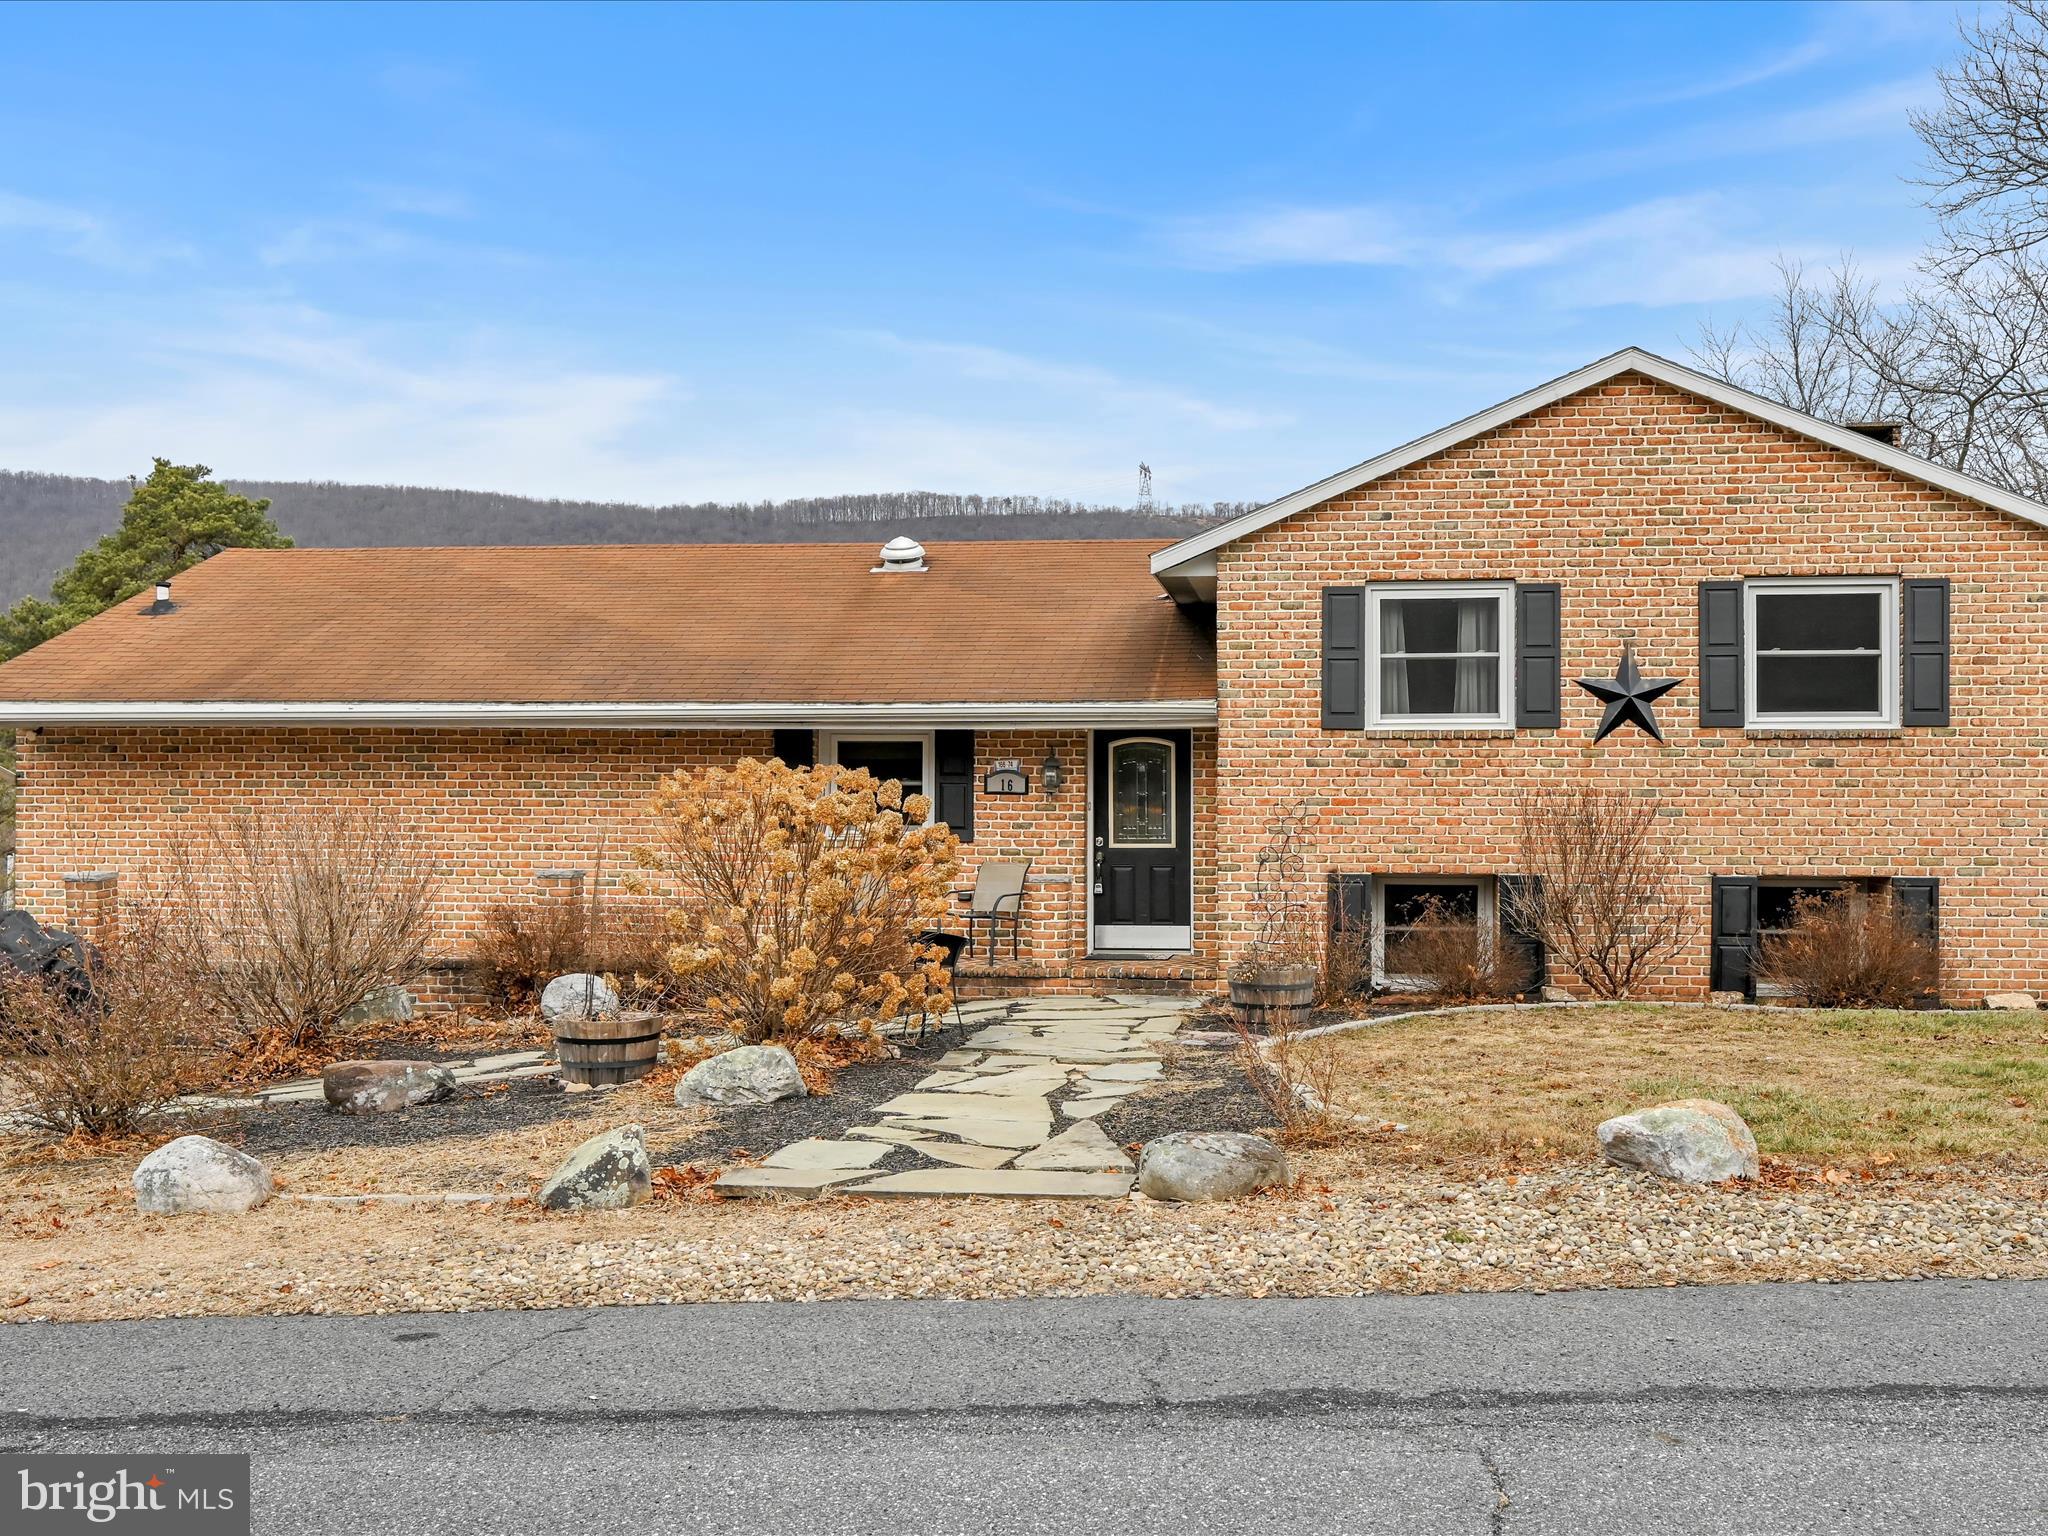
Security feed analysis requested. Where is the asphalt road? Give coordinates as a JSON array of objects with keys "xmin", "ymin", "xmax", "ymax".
[{"xmin": 5, "ymin": 1280, "xmax": 2046, "ymax": 1534}]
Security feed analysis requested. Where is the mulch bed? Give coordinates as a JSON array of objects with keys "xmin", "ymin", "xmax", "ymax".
[
  {"xmin": 1091, "ymin": 1037, "xmax": 1277, "ymax": 1147},
  {"xmin": 207, "ymin": 1077, "xmax": 620, "ymax": 1164},
  {"xmin": 176, "ymin": 998, "xmax": 1258, "ymax": 1179},
  {"xmin": 658, "ymin": 1023, "xmax": 972, "ymax": 1173}
]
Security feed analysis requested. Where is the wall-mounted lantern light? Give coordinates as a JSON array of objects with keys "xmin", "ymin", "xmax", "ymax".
[{"xmin": 1040, "ymin": 749, "xmax": 1065, "ymax": 797}]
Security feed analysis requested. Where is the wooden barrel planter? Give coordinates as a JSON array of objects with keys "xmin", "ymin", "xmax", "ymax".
[
  {"xmin": 1229, "ymin": 966, "xmax": 1316, "ymax": 1031},
  {"xmin": 552, "ymin": 1010, "xmax": 664, "ymax": 1087}
]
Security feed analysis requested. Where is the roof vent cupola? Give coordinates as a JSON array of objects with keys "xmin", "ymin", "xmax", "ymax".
[{"xmin": 873, "ymin": 536, "xmax": 928, "ymax": 573}]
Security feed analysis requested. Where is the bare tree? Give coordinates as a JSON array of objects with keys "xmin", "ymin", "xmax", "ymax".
[
  {"xmin": 1915, "ymin": 0, "xmax": 2048, "ymax": 271},
  {"xmin": 1695, "ymin": 259, "xmax": 1869, "ymax": 421},
  {"xmin": 1505, "ymin": 787, "xmax": 1687, "ymax": 1000},
  {"xmin": 1698, "ymin": 257, "xmax": 2048, "ymax": 499},
  {"xmin": 1692, "ymin": 2, "xmax": 2048, "ymax": 500},
  {"xmin": 168, "ymin": 808, "xmax": 437, "ymax": 1048}
]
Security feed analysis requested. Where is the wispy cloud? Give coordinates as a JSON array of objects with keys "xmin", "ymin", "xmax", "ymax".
[
  {"xmin": 1635, "ymin": 35, "xmax": 1841, "ymax": 106},
  {"xmin": 1548, "ymin": 76, "xmax": 1938, "ymax": 185},
  {"xmin": 258, "ymin": 184, "xmax": 525, "ymax": 269},
  {"xmin": 1159, "ymin": 190, "xmax": 1918, "ymax": 310},
  {"xmin": 851, "ymin": 330, "xmax": 1285, "ymax": 432},
  {"xmin": 0, "ymin": 190, "xmax": 192, "ymax": 271},
  {"xmin": 0, "ymin": 302, "xmax": 696, "ymax": 502},
  {"xmin": 1623, "ymin": 1, "xmax": 1947, "ymax": 108}
]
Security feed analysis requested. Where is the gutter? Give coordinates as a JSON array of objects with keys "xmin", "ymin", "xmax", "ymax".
[{"xmin": 0, "ymin": 699, "xmax": 1221, "ymax": 729}]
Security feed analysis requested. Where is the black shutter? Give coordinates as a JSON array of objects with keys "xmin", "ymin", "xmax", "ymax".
[
  {"xmin": 1902, "ymin": 579, "xmax": 1951, "ymax": 727},
  {"xmin": 771, "ymin": 728, "xmax": 815, "ymax": 768},
  {"xmin": 1710, "ymin": 875, "xmax": 1760, "ymax": 997},
  {"xmin": 1514, "ymin": 584, "xmax": 1562, "ymax": 729},
  {"xmin": 1699, "ymin": 582, "xmax": 1744, "ymax": 727},
  {"xmin": 1321, "ymin": 586, "xmax": 1366, "ymax": 730},
  {"xmin": 1326, "ymin": 872, "xmax": 1372, "ymax": 938},
  {"xmin": 934, "ymin": 729, "xmax": 974, "ymax": 844},
  {"xmin": 1892, "ymin": 877, "xmax": 1940, "ymax": 1002},
  {"xmin": 1496, "ymin": 873, "xmax": 1547, "ymax": 990}
]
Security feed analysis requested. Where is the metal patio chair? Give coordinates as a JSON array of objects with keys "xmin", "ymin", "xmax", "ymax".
[
  {"xmin": 912, "ymin": 929, "xmax": 969, "ymax": 1040},
  {"xmin": 955, "ymin": 859, "xmax": 1030, "ymax": 960}
]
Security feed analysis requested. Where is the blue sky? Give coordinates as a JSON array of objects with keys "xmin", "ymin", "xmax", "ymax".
[{"xmin": 0, "ymin": 1, "xmax": 1974, "ymax": 508}]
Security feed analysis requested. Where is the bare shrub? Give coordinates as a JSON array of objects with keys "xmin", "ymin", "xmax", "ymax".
[
  {"xmin": 1230, "ymin": 1016, "xmax": 1350, "ymax": 1145},
  {"xmin": 634, "ymin": 757, "xmax": 958, "ymax": 1044},
  {"xmin": 474, "ymin": 893, "xmax": 674, "ymax": 1010},
  {"xmin": 474, "ymin": 898, "xmax": 587, "ymax": 1009},
  {"xmin": 1507, "ymin": 786, "xmax": 1687, "ymax": 1000},
  {"xmin": 1758, "ymin": 890, "xmax": 1939, "ymax": 1008},
  {"xmin": 1317, "ymin": 916, "xmax": 1373, "ymax": 1009},
  {"xmin": 167, "ymin": 808, "xmax": 437, "ymax": 1049},
  {"xmin": 1380, "ymin": 894, "xmax": 1534, "ymax": 1002},
  {"xmin": 0, "ymin": 905, "xmax": 216, "ymax": 1135}
]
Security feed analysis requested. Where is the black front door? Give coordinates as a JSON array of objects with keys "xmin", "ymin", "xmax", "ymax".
[{"xmin": 1091, "ymin": 729, "xmax": 1193, "ymax": 950}]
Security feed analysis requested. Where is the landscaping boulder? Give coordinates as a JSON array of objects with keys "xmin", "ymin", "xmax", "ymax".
[
  {"xmin": 1984, "ymin": 992, "xmax": 2038, "ymax": 1011},
  {"xmin": 1137, "ymin": 1131, "xmax": 1288, "ymax": 1202},
  {"xmin": 542, "ymin": 973, "xmax": 620, "ymax": 1024},
  {"xmin": 341, "ymin": 984, "xmax": 417, "ymax": 1026},
  {"xmin": 133, "ymin": 1135, "xmax": 273, "ymax": 1215},
  {"xmin": 538, "ymin": 1124, "xmax": 652, "ymax": 1211},
  {"xmin": 674, "ymin": 1044, "xmax": 807, "ymax": 1106},
  {"xmin": 1597, "ymin": 1098, "xmax": 1759, "ymax": 1184},
  {"xmin": 322, "ymin": 1059, "xmax": 457, "ymax": 1114}
]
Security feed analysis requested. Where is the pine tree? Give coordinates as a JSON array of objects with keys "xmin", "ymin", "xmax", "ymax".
[{"xmin": 0, "ymin": 459, "xmax": 291, "ymax": 662}]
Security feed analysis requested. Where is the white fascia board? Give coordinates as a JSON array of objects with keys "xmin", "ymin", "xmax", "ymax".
[
  {"xmin": 0, "ymin": 699, "xmax": 1219, "ymax": 729},
  {"xmin": 1151, "ymin": 346, "xmax": 2048, "ymax": 581}
]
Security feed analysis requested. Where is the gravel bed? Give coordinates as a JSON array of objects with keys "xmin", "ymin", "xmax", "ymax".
[{"xmin": 8, "ymin": 1153, "xmax": 2047, "ymax": 1322}]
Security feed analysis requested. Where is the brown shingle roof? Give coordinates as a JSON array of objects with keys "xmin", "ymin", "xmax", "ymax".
[{"xmin": 0, "ymin": 541, "xmax": 1215, "ymax": 709}]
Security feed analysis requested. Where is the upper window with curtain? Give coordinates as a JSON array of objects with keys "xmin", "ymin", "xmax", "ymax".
[{"xmin": 1364, "ymin": 582, "xmax": 1515, "ymax": 727}]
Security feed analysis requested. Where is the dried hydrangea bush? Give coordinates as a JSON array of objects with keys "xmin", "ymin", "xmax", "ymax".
[{"xmin": 635, "ymin": 756, "xmax": 959, "ymax": 1044}]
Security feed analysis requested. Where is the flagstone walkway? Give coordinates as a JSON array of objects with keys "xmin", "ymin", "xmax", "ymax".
[{"xmin": 715, "ymin": 994, "xmax": 1192, "ymax": 1199}]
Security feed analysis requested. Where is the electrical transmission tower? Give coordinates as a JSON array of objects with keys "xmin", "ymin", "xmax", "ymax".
[{"xmin": 1137, "ymin": 462, "xmax": 1154, "ymax": 513}]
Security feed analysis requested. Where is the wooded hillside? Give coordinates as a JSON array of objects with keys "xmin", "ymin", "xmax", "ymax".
[{"xmin": 0, "ymin": 472, "xmax": 1245, "ymax": 602}]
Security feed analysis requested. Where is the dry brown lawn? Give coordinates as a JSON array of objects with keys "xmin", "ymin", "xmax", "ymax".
[{"xmin": 1312, "ymin": 1004, "xmax": 2048, "ymax": 1167}]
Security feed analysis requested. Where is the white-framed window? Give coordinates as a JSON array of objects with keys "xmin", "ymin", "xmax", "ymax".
[
  {"xmin": 820, "ymin": 733, "xmax": 935, "ymax": 823},
  {"xmin": 1374, "ymin": 875, "xmax": 1496, "ymax": 989},
  {"xmin": 1745, "ymin": 578, "xmax": 1899, "ymax": 729},
  {"xmin": 1364, "ymin": 582, "xmax": 1515, "ymax": 728},
  {"xmin": 1106, "ymin": 736, "xmax": 1176, "ymax": 848}
]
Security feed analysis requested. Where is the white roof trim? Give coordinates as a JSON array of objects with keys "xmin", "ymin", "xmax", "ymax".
[
  {"xmin": 1152, "ymin": 346, "xmax": 2048, "ymax": 579},
  {"xmin": 0, "ymin": 699, "xmax": 1219, "ymax": 729}
]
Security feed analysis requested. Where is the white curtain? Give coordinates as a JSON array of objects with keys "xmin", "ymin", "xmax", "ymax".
[
  {"xmin": 1379, "ymin": 601, "xmax": 1409, "ymax": 714},
  {"xmin": 1454, "ymin": 598, "xmax": 1496, "ymax": 714},
  {"xmin": 1382, "ymin": 597, "xmax": 1496, "ymax": 715}
]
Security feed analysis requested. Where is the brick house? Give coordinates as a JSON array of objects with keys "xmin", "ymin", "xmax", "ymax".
[{"xmin": 3, "ymin": 348, "xmax": 2045, "ymax": 1003}]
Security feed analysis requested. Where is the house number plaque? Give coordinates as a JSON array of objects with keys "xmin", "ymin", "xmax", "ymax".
[{"xmin": 982, "ymin": 760, "xmax": 1029, "ymax": 796}]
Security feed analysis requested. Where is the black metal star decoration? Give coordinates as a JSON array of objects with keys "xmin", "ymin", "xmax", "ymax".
[{"xmin": 1576, "ymin": 644, "xmax": 1681, "ymax": 744}]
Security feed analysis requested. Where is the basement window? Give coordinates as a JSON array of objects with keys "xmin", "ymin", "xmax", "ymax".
[{"xmin": 1374, "ymin": 876, "xmax": 1495, "ymax": 989}]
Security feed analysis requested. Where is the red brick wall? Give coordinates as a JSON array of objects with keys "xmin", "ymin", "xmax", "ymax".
[
  {"xmin": 1213, "ymin": 371, "xmax": 2048, "ymax": 1003},
  {"xmin": 12, "ymin": 723, "xmax": 1220, "ymax": 989}
]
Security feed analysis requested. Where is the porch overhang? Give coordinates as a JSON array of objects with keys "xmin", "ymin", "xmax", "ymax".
[{"xmin": 0, "ymin": 699, "xmax": 1220, "ymax": 730}]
